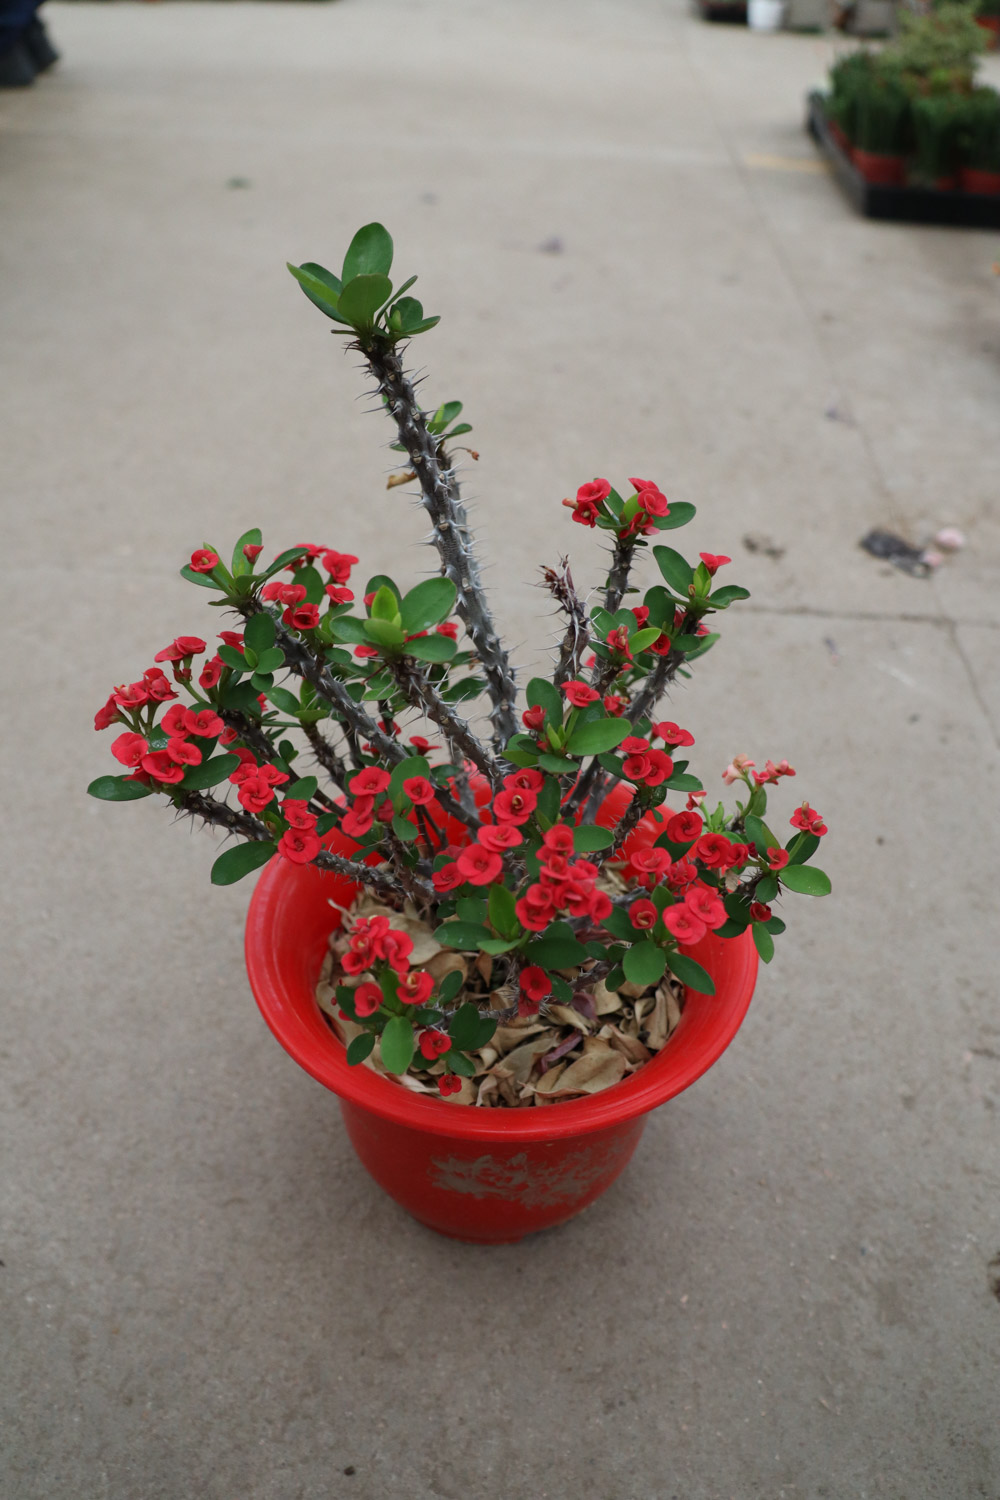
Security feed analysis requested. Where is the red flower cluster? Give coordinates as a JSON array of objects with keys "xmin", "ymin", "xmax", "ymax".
[
  {"xmin": 618, "ymin": 477, "xmax": 670, "ymax": 539},
  {"xmin": 791, "ymin": 803, "xmax": 828, "ymax": 837},
  {"xmin": 562, "ymin": 477, "xmax": 611, "ymax": 528},
  {"xmin": 514, "ymin": 824, "xmax": 612, "ymax": 933},
  {"xmin": 620, "ymin": 736, "xmax": 673, "ymax": 788},
  {"xmin": 431, "ymin": 770, "xmax": 542, "ymax": 892},
  {"xmin": 277, "ymin": 798, "xmax": 320, "ymax": 864},
  {"xmin": 754, "ymin": 759, "xmax": 796, "ymax": 787},
  {"xmin": 228, "ymin": 752, "xmax": 290, "ymax": 813},
  {"xmin": 342, "ymin": 915, "xmax": 414, "ymax": 978}
]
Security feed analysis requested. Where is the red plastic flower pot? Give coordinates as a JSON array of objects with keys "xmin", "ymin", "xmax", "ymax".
[
  {"xmin": 245, "ymin": 793, "xmax": 758, "ymax": 1243},
  {"xmin": 960, "ymin": 165, "xmax": 1000, "ymax": 196},
  {"xmin": 853, "ymin": 149, "xmax": 905, "ymax": 187}
]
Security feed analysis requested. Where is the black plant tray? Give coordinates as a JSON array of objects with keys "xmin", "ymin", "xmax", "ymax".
[
  {"xmin": 806, "ymin": 90, "xmax": 1000, "ymax": 227},
  {"xmin": 697, "ymin": 0, "xmax": 747, "ymax": 22}
]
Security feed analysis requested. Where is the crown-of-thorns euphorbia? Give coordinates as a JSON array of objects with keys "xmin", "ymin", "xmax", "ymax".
[{"xmin": 89, "ymin": 223, "xmax": 831, "ymax": 1095}]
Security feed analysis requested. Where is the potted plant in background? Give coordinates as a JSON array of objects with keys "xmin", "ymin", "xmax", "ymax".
[
  {"xmin": 852, "ymin": 58, "xmax": 912, "ymax": 183},
  {"xmin": 959, "ymin": 85, "xmax": 1000, "ymax": 190},
  {"xmin": 89, "ymin": 225, "xmax": 832, "ymax": 1242}
]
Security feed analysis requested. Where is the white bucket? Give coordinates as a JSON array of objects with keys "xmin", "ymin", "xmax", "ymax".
[{"xmin": 748, "ymin": 0, "xmax": 784, "ymax": 28}]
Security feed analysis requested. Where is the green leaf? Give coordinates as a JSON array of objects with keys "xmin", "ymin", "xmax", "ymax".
[
  {"xmin": 679, "ymin": 632, "xmax": 719, "ymax": 662},
  {"xmin": 628, "ymin": 627, "xmax": 662, "ymax": 654},
  {"xmin": 438, "ymin": 969, "xmax": 464, "ymax": 1005},
  {"xmin": 708, "ymin": 585, "xmax": 751, "ymax": 608},
  {"xmin": 399, "ymin": 576, "xmax": 456, "ymax": 634},
  {"xmin": 347, "ymin": 1032, "xmax": 376, "ymax": 1064},
  {"xmin": 392, "ymin": 813, "xmax": 419, "ymax": 843},
  {"xmin": 573, "ymin": 825, "xmax": 614, "ymax": 852},
  {"xmin": 338, "ymin": 273, "xmax": 393, "ymax": 328},
  {"xmin": 254, "ymin": 647, "xmax": 285, "ymax": 674},
  {"xmin": 664, "ymin": 772, "xmax": 703, "ymax": 793},
  {"xmin": 537, "ymin": 753, "xmax": 571, "ymax": 775},
  {"xmin": 266, "ymin": 685, "xmax": 301, "ymax": 715},
  {"xmin": 342, "ymin": 222, "xmax": 394, "ymax": 281},
  {"xmin": 786, "ymin": 831, "xmax": 820, "ymax": 865},
  {"xmin": 296, "ymin": 563, "xmax": 325, "ymax": 605},
  {"xmin": 287, "ymin": 262, "xmax": 348, "ymax": 322},
  {"xmin": 244, "ymin": 611, "xmax": 275, "ymax": 655},
  {"xmin": 232, "ymin": 527, "xmax": 263, "ymax": 575},
  {"xmin": 87, "ymin": 775, "xmax": 154, "ymax": 802},
  {"xmin": 752, "ymin": 924, "xmax": 775, "ymax": 963},
  {"xmin": 329, "ymin": 615, "xmax": 370, "ymax": 645},
  {"xmin": 404, "ymin": 634, "xmax": 457, "ymax": 663},
  {"xmin": 180, "ymin": 563, "xmax": 221, "ymax": 590},
  {"xmin": 380, "ymin": 1015, "xmax": 415, "ymax": 1075},
  {"xmin": 744, "ymin": 814, "xmax": 779, "ymax": 856},
  {"xmin": 447, "ymin": 1051, "xmax": 476, "ymax": 1078},
  {"xmin": 362, "ymin": 617, "xmax": 405, "ymax": 648},
  {"xmin": 623, "ymin": 941, "xmax": 667, "ymax": 987},
  {"xmin": 526, "ymin": 677, "xmax": 563, "ymax": 726},
  {"xmin": 524, "ymin": 935, "xmax": 590, "ymax": 969},
  {"xmin": 754, "ymin": 874, "xmax": 779, "ymax": 904},
  {"xmin": 488, "ymin": 882, "xmax": 519, "ymax": 939},
  {"xmin": 478, "ymin": 937, "xmax": 521, "ymax": 955},
  {"xmin": 369, "ymin": 585, "xmax": 400, "ymax": 622},
  {"xmin": 284, "ymin": 775, "xmax": 317, "ymax": 800},
  {"xmin": 653, "ymin": 545, "xmax": 694, "ymax": 595},
  {"xmin": 217, "ymin": 644, "xmax": 246, "ymax": 671},
  {"xmin": 180, "ymin": 753, "xmax": 240, "ymax": 792},
  {"xmin": 602, "ymin": 907, "xmax": 637, "ymax": 942},
  {"xmin": 667, "ymin": 952, "xmax": 715, "ymax": 995},
  {"xmin": 653, "ymin": 501, "xmax": 696, "ymax": 530},
  {"xmin": 779, "ymin": 864, "xmax": 832, "ymax": 896},
  {"xmin": 448, "ymin": 1002, "xmax": 487, "ymax": 1051},
  {"xmin": 389, "ymin": 296, "xmax": 425, "ymax": 331},
  {"xmin": 566, "ymin": 717, "xmax": 632, "ymax": 757},
  {"xmin": 210, "ymin": 841, "xmax": 276, "ymax": 886},
  {"xmin": 434, "ymin": 921, "xmax": 491, "ymax": 950},
  {"xmin": 261, "ymin": 546, "xmax": 311, "ymax": 581}
]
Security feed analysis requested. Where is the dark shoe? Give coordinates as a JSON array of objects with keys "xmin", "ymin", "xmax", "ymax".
[
  {"xmin": 23, "ymin": 17, "xmax": 59, "ymax": 71},
  {"xmin": 0, "ymin": 40, "xmax": 36, "ymax": 87}
]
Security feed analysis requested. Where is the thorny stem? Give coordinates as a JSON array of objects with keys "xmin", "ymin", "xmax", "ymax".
[
  {"xmin": 542, "ymin": 558, "xmax": 591, "ymax": 688},
  {"xmin": 598, "ymin": 791, "xmax": 647, "ymax": 868},
  {"xmin": 301, "ymin": 720, "xmax": 351, "ymax": 795},
  {"xmin": 603, "ymin": 535, "xmax": 636, "ymax": 617},
  {"xmin": 388, "ymin": 657, "xmax": 499, "ymax": 788},
  {"xmin": 360, "ymin": 339, "xmax": 518, "ymax": 753},
  {"xmin": 179, "ymin": 792, "xmax": 403, "ymax": 900}
]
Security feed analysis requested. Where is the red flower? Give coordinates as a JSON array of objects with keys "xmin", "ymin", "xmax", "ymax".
[
  {"xmin": 663, "ymin": 906, "xmax": 707, "ymax": 945},
  {"xmin": 283, "ymin": 602, "xmax": 320, "ymax": 631},
  {"xmin": 243, "ymin": 543, "xmax": 263, "ymax": 562},
  {"xmin": 397, "ymin": 970, "xmax": 435, "ymax": 1006},
  {"xmin": 456, "ymin": 846, "xmax": 503, "ymax": 886},
  {"xmin": 199, "ymin": 655, "xmax": 224, "ymax": 690},
  {"xmin": 237, "ymin": 774, "xmax": 277, "ymax": 813},
  {"xmin": 666, "ymin": 810, "xmax": 703, "ymax": 844},
  {"xmin": 621, "ymin": 736, "xmax": 649, "ymax": 755},
  {"xmin": 606, "ymin": 626, "xmax": 632, "ymax": 658},
  {"xmin": 438, "ymin": 1074, "xmax": 463, "ymax": 1096},
  {"xmin": 184, "ymin": 708, "xmax": 224, "ymax": 738},
  {"xmin": 750, "ymin": 901, "xmax": 772, "ymax": 923},
  {"xmin": 140, "ymin": 750, "xmax": 185, "ymax": 784},
  {"xmin": 278, "ymin": 827, "xmax": 321, "ymax": 864},
  {"xmin": 504, "ymin": 768, "xmax": 545, "ymax": 792},
  {"xmin": 522, "ymin": 704, "xmax": 546, "ymax": 733},
  {"xmin": 629, "ymin": 899, "xmax": 658, "ymax": 930},
  {"xmin": 409, "ymin": 736, "xmax": 438, "ymax": 754},
  {"xmin": 603, "ymin": 695, "xmax": 628, "ymax": 717},
  {"xmin": 627, "ymin": 847, "xmax": 671, "ymax": 881},
  {"xmin": 353, "ymin": 982, "xmax": 383, "ymax": 1018},
  {"xmin": 160, "ymin": 703, "xmax": 189, "ymax": 739},
  {"xmin": 436, "ymin": 622, "xmax": 458, "ymax": 639},
  {"xmin": 419, "ymin": 1030, "xmax": 452, "ymax": 1060},
  {"xmin": 94, "ymin": 695, "xmax": 121, "ymax": 731},
  {"xmin": 113, "ymin": 681, "xmax": 149, "ymax": 710},
  {"xmin": 561, "ymin": 680, "xmax": 600, "ymax": 708},
  {"xmin": 324, "ymin": 585, "xmax": 354, "ymax": 605},
  {"xmin": 478, "ymin": 824, "xmax": 522, "ymax": 852},
  {"xmin": 321, "ymin": 550, "xmax": 359, "ymax": 583},
  {"xmin": 653, "ymin": 721, "xmax": 695, "ymax": 748},
  {"xmin": 754, "ymin": 758, "xmax": 796, "ymax": 787},
  {"xmin": 519, "ymin": 966, "xmax": 552, "ymax": 1007},
  {"xmin": 666, "ymin": 859, "xmax": 698, "ymax": 890},
  {"xmin": 766, "ymin": 848, "xmax": 790, "ymax": 872},
  {"xmin": 381, "ymin": 929, "xmax": 414, "ymax": 974},
  {"xmin": 432, "ymin": 863, "xmax": 464, "ymax": 892},
  {"xmin": 189, "ymin": 549, "xmax": 220, "ymax": 573},
  {"xmin": 541, "ymin": 825, "xmax": 575, "ymax": 858},
  {"xmin": 791, "ymin": 803, "xmax": 827, "ymax": 836},
  {"xmin": 341, "ymin": 801, "xmax": 375, "ymax": 839},
  {"xmin": 630, "ymin": 606, "xmax": 650, "ymax": 628},
  {"xmin": 515, "ymin": 892, "xmax": 555, "ymax": 932},
  {"xmin": 699, "ymin": 553, "xmax": 730, "ymax": 576},
  {"xmin": 562, "ymin": 477, "xmax": 611, "ymax": 528},
  {"xmin": 111, "ymin": 732, "xmax": 148, "ymax": 767},
  {"xmin": 166, "ymin": 737, "xmax": 202, "ymax": 767},
  {"xmin": 493, "ymin": 787, "xmax": 537, "ymax": 825},
  {"xmin": 684, "ymin": 885, "xmax": 726, "ymax": 929},
  {"xmin": 349, "ymin": 767, "xmax": 391, "ymax": 796},
  {"xmin": 142, "ymin": 669, "xmax": 177, "ymax": 702},
  {"xmin": 281, "ymin": 799, "xmax": 317, "ymax": 831},
  {"xmin": 227, "ymin": 748, "xmax": 258, "ymax": 784},
  {"xmin": 693, "ymin": 833, "xmax": 734, "ymax": 869},
  {"xmin": 154, "ymin": 636, "xmax": 207, "ymax": 663},
  {"xmin": 402, "ymin": 776, "xmax": 436, "ymax": 806},
  {"xmin": 633, "ymin": 482, "xmax": 669, "ymax": 518}
]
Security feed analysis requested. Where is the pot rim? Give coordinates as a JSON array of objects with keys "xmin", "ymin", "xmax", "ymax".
[{"xmin": 245, "ymin": 854, "xmax": 759, "ymax": 1143}]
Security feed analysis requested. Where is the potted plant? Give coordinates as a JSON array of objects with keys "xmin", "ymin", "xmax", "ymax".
[
  {"xmin": 89, "ymin": 225, "xmax": 832, "ymax": 1242},
  {"xmin": 852, "ymin": 58, "xmax": 912, "ymax": 183},
  {"xmin": 959, "ymin": 85, "xmax": 1000, "ymax": 191},
  {"xmin": 910, "ymin": 88, "xmax": 970, "ymax": 187}
]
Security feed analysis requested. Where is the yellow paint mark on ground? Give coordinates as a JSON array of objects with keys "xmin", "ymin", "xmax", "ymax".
[{"xmin": 743, "ymin": 153, "xmax": 826, "ymax": 174}]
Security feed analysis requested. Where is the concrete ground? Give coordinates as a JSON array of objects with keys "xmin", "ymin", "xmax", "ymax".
[{"xmin": 2, "ymin": 1, "xmax": 999, "ymax": 1495}]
